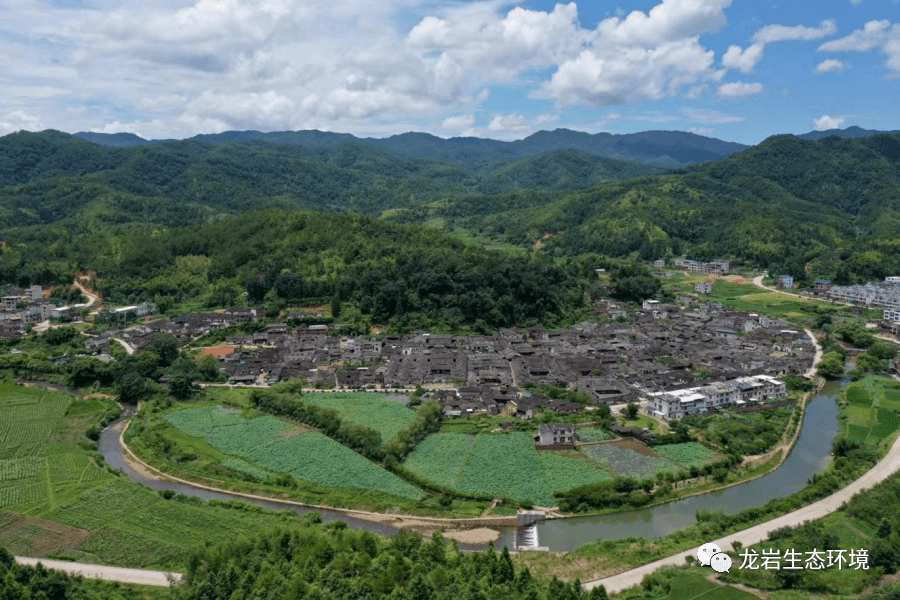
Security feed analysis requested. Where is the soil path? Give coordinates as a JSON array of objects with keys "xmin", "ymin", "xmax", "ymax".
[{"xmin": 14, "ymin": 556, "xmax": 182, "ymax": 587}]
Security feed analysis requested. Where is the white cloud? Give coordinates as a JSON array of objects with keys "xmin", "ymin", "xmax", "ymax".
[
  {"xmin": 690, "ymin": 126, "xmax": 716, "ymax": 135},
  {"xmin": 717, "ymin": 81, "xmax": 764, "ymax": 98},
  {"xmin": 816, "ymin": 59, "xmax": 846, "ymax": 73},
  {"xmin": 814, "ymin": 114, "xmax": 845, "ymax": 130},
  {"xmin": 0, "ymin": 110, "xmax": 44, "ymax": 135},
  {"xmin": 819, "ymin": 20, "xmax": 892, "ymax": 51},
  {"xmin": 752, "ymin": 20, "xmax": 837, "ymax": 44},
  {"xmin": 540, "ymin": 0, "xmax": 731, "ymax": 108},
  {"xmin": 722, "ymin": 44, "xmax": 764, "ymax": 73},
  {"xmin": 851, "ymin": 0, "xmax": 863, "ymax": 5},
  {"xmin": 440, "ymin": 115, "xmax": 476, "ymax": 131},
  {"xmin": 682, "ymin": 107, "xmax": 745, "ymax": 123},
  {"xmin": 721, "ymin": 20, "xmax": 837, "ymax": 74},
  {"xmin": 819, "ymin": 20, "xmax": 900, "ymax": 74}
]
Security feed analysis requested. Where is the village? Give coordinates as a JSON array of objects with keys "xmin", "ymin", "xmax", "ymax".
[{"xmin": 90, "ymin": 294, "xmax": 808, "ymax": 423}]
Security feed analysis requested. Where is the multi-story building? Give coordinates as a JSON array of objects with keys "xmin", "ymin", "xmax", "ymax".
[{"xmin": 646, "ymin": 375, "xmax": 787, "ymax": 420}]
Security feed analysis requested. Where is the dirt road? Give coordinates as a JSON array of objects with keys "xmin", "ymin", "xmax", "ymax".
[
  {"xmin": 804, "ymin": 328, "xmax": 823, "ymax": 378},
  {"xmin": 584, "ymin": 432, "xmax": 900, "ymax": 594},
  {"xmin": 14, "ymin": 556, "xmax": 182, "ymax": 587}
]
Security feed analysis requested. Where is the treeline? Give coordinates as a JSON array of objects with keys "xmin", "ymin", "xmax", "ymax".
[
  {"xmin": 250, "ymin": 389, "xmax": 386, "ymax": 461},
  {"xmin": 558, "ymin": 454, "xmax": 742, "ymax": 513},
  {"xmin": 171, "ymin": 524, "xmax": 610, "ymax": 600}
]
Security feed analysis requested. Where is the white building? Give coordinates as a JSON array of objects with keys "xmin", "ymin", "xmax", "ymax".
[
  {"xmin": 646, "ymin": 375, "xmax": 787, "ymax": 420},
  {"xmin": 695, "ymin": 282, "xmax": 712, "ymax": 295}
]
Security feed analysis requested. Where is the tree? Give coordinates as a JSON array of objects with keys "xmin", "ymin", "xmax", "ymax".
[
  {"xmin": 331, "ymin": 294, "xmax": 342, "ymax": 319},
  {"xmin": 816, "ymin": 351, "xmax": 845, "ymax": 379},
  {"xmin": 625, "ymin": 403, "xmax": 639, "ymax": 420},
  {"xmin": 195, "ymin": 354, "xmax": 222, "ymax": 382},
  {"xmin": 168, "ymin": 357, "xmax": 199, "ymax": 399},
  {"xmin": 117, "ymin": 370, "xmax": 150, "ymax": 404},
  {"xmin": 146, "ymin": 333, "xmax": 179, "ymax": 367}
]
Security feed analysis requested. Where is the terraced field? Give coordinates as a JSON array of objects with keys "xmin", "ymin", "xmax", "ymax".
[
  {"xmin": 581, "ymin": 439, "xmax": 680, "ymax": 480},
  {"xmin": 164, "ymin": 406, "xmax": 423, "ymax": 499},
  {"xmin": 300, "ymin": 392, "xmax": 415, "ymax": 441},
  {"xmin": 654, "ymin": 442, "xmax": 721, "ymax": 469},
  {"xmin": 404, "ymin": 432, "xmax": 612, "ymax": 505}
]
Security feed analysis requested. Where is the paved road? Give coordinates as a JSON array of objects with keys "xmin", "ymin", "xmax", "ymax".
[
  {"xmin": 751, "ymin": 275, "xmax": 852, "ymax": 307},
  {"xmin": 112, "ymin": 338, "xmax": 135, "ymax": 355},
  {"xmin": 14, "ymin": 557, "xmax": 182, "ymax": 587},
  {"xmin": 584, "ymin": 432, "xmax": 900, "ymax": 593}
]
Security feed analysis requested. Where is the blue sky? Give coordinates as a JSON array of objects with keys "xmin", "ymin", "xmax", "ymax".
[{"xmin": 1, "ymin": 0, "xmax": 898, "ymax": 143}]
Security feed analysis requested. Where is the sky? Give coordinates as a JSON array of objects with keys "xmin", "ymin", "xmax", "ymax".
[{"xmin": 1, "ymin": 0, "xmax": 899, "ymax": 144}]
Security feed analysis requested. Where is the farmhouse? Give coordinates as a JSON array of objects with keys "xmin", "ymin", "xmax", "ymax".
[
  {"xmin": 535, "ymin": 423, "xmax": 575, "ymax": 447},
  {"xmin": 646, "ymin": 374, "xmax": 787, "ymax": 420}
]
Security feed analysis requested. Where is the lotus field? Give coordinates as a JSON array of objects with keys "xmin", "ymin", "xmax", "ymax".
[
  {"xmin": 404, "ymin": 432, "xmax": 612, "ymax": 505},
  {"xmin": 164, "ymin": 406, "xmax": 424, "ymax": 499},
  {"xmin": 300, "ymin": 392, "xmax": 415, "ymax": 441}
]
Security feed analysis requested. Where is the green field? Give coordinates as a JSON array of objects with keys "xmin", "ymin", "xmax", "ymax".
[
  {"xmin": 404, "ymin": 432, "xmax": 612, "ymax": 505},
  {"xmin": 299, "ymin": 392, "xmax": 416, "ymax": 442},
  {"xmin": 0, "ymin": 383, "xmax": 335, "ymax": 570},
  {"xmin": 165, "ymin": 406, "xmax": 424, "ymax": 499},
  {"xmin": 839, "ymin": 376, "xmax": 900, "ymax": 451},
  {"xmin": 575, "ymin": 427, "xmax": 613, "ymax": 442},
  {"xmin": 654, "ymin": 442, "xmax": 721, "ymax": 469}
]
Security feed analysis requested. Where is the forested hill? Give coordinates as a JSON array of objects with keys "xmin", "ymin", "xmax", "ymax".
[
  {"xmin": 0, "ymin": 208, "xmax": 593, "ymax": 331},
  {"xmin": 397, "ymin": 132, "xmax": 900, "ymax": 283},
  {"xmin": 0, "ymin": 130, "xmax": 666, "ymax": 229},
  {"xmin": 75, "ymin": 127, "xmax": 747, "ymax": 166}
]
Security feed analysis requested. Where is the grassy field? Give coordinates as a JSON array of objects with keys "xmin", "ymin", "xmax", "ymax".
[
  {"xmin": 575, "ymin": 427, "xmax": 613, "ymax": 442},
  {"xmin": 299, "ymin": 392, "xmax": 416, "ymax": 442},
  {"xmin": 839, "ymin": 376, "xmax": 900, "ymax": 452},
  {"xmin": 404, "ymin": 432, "xmax": 613, "ymax": 505},
  {"xmin": 164, "ymin": 405, "xmax": 424, "ymax": 499},
  {"xmin": 618, "ymin": 569, "xmax": 759, "ymax": 599},
  {"xmin": 0, "ymin": 383, "xmax": 339, "ymax": 570}
]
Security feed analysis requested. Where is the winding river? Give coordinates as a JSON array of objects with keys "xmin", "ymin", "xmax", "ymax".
[{"xmin": 99, "ymin": 382, "xmax": 841, "ymax": 552}]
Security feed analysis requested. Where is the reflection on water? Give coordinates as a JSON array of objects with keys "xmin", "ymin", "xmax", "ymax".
[{"xmin": 101, "ymin": 383, "xmax": 841, "ymax": 553}]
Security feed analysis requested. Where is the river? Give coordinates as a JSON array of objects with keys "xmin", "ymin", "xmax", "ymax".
[{"xmin": 99, "ymin": 382, "xmax": 841, "ymax": 552}]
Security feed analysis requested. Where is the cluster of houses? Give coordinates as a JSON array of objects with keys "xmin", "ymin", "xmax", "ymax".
[
  {"xmin": 0, "ymin": 285, "xmax": 92, "ymax": 337},
  {"xmin": 821, "ymin": 278, "xmax": 900, "ymax": 320},
  {"xmin": 88, "ymin": 299, "xmax": 815, "ymax": 421}
]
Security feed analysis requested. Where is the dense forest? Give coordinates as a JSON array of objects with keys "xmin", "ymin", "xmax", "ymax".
[{"xmin": 2, "ymin": 129, "xmax": 900, "ymax": 326}]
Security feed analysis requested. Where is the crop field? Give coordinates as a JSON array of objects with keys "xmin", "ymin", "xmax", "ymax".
[
  {"xmin": 575, "ymin": 427, "xmax": 613, "ymax": 442},
  {"xmin": 404, "ymin": 432, "xmax": 612, "ymax": 505},
  {"xmin": 840, "ymin": 377, "xmax": 900, "ymax": 449},
  {"xmin": 300, "ymin": 392, "xmax": 416, "ymax": 441},
  {"xmin": 165, "ymin": 406, "xmax": 423, "ymax": 499},
  {"xmin": 653, "ymin": 442, "xmax": 721, "ymax": 469},
  {"xmin": 0, "ymin": 384, "xmax": 114, "ymax": 515},
  {"xmin": 581, "ymin": 439, "xmax": 679, "ymax": 480}
]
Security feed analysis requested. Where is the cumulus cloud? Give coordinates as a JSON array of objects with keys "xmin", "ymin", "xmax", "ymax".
[
  {"xmin": 816, "ymin": 59, "xmax": 847, "ymax": 73},
  {"xmin": 814, "ymin": 114, "xmax": 845, "ymax": 130},
  {"xmin": 0, "ymin": 110, "xmax": 44, "ymax": 135},
  {"xmin": 541, "ymin": 0, "xmax": 731, "ymax": 108},
  {"xmin": 819, "ymin": 20, "xmax": 900, "ymax": 73},
  {"xmin": 721, "ymin": 20, "xmax": 837, "ymax": 74},
  {"xmin": 717, "ymin": 81, "xmax": 763, "ymax": 98},
  {"xmin": 440, "ymin": 115, "xmax": 476, "ymax": 132}
]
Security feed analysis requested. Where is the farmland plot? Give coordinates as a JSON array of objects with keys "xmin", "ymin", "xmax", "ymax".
[
  {"xmin": 300, "ymin": 393, "xmax": 416, "ymax": 441},
  {"xmin": 654, "ymin": 442, "xmax": 721, "ymax": 469},
  {"xmin": 405, "ymin": 432, "xmax": 613, "ymax": 505},
  {"xmin": 165, "ymin": 406, "xmax": 423, "ymax": 500},
  {"xmin": 582, "ymin": 439, "xmax": 679, "ymax": 479}
]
